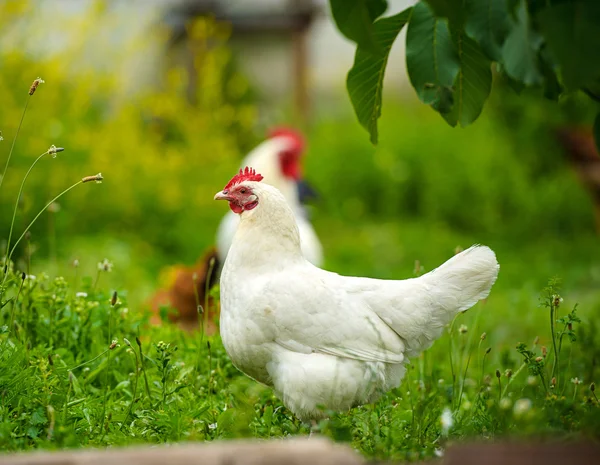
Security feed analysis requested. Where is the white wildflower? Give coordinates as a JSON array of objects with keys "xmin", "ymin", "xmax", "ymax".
[
  {"xmin": 571, "ymin": 377, "xmax": 582, "ymax": 385},
  {"xmin": 97, "ymin": 258, "xmax": 113, "ymax": 272},
  {"xmin": 26, "ymin": 274, "xmax": 36, "ymax": 280},
  {"xmin": 458, "ymin": 324, "xmax": 468, "ymax": 334},
  {"xmin": 513, "ymin": 398, "xmax": 532, "ymax": 417},
  {"xmin": 440, "ymin": 407, "xmax": 453, "ymax": 435},
  {"xmin": 75, "ymin": 292, "xmax": 88, "ymax": 298}
]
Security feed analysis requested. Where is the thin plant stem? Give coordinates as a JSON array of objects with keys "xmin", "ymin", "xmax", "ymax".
[
  {"xmin": 204, "ymin": 257, "xmax": 215, "ymax": 333},
  {"xmin": 3, "ymin": 150, "xmax": 50, "ymax": 270},
  {"xmin": 136, "ymin": 336, "xmax": 152, "ymax": 400},
  {"xmin": 100, "ymin": 307, "xmax": 113, "ymax": 439},
  {"xmin": 457, "ymin": 345, "xmax": 474, "ymax": 409},
  {"xmin": 192, "ymin": 273, "xmax": 204, "ymax": 380},
  {"xmin": 7, "ymin": 179, "xmax": 83, "ymax": 267},
  {"xmin": 62, "ymin": 374, "xmax": 73, "ymax": 425},
  {"xmin": 502, "ymin": 362, "xmax": 526, "ymax": 398},
  {"xmin": 93, "ymin": 269, "xmax": 102, "ymax": 292},
  {"xmin": 0, "ymin": 96, "xmax": 30, "ymax": 192},
  {"xmin": 122, "ymin": 347, "xmax": 139, "ymax": 429},
  {"xmin": 9, "ymin": 273, "xmax": 25, "ymax": 334},
  {"xmin": 550, "ymin": 302, "xmax": 559, "ymax": 380},
  {"xmin": 497, "ymin": 376, "xmax": 502, "ymax": 402},
  {"xmin": 68, "ymin": 348, "xmax": 111, "ymax": 372},
  {"xmin": 456, "ymin": 308, "xmax": 481, "ymax": 409},
  {"xmin": 448, "ymin": 316, "xmax": 459, "ymax": 403}
]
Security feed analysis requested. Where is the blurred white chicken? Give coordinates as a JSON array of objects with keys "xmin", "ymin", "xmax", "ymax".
[
  {"xmin": 215, "ymin": 167, "xmax": 499, "ymax": 423},
  {"xmin": 149, "ymin": 128, "xmax": 322, "ymax": 331},
  {"xmin": 216, "ymin": 127, "xmax": 323, "ymax": 267}
]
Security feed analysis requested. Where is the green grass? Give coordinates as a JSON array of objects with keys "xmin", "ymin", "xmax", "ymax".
[{"xmin": 1, "ymin": 234, "xmax": 599, "ymax": 460}]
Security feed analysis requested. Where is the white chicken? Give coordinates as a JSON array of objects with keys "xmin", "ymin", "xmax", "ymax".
[
  {"xmin": 216, "ymin": 127, "xmax": 323, "ymax": 267},
  {"xmin": 214, "ymin": 167, "xmax": 499, "ymax": 422}
]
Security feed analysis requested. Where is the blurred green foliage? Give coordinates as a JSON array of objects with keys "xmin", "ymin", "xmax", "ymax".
[
  {"xmin": 0, "ymin": 1, "xmax": 597, "ymax": 311},
  {"xmin": 307, "ymin": 90, "xmax": 596, "ymax": 240},
  {"xmin": 0, "ymin": 1, "xmax": 257, "ymax": 269}
]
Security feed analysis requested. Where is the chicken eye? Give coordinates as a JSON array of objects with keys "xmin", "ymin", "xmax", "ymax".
[{"xmin": 240, "ymin": 188, "xmax": 247, "ymax": 194}]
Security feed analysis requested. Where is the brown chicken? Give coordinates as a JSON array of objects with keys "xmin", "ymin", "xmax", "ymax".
[
  {"xmin": 149, "ymin": 247, "xmax": 220, "ymax": 333},
  {"xmin": 555, "ymin": 126, "xmax": 600, "ymax": 233}
]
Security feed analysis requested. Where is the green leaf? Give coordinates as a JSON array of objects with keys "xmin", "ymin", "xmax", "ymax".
[
  {"xmin": 594, "ymin": 113, "xmax": 600, "ymax": 156},
  {"xmin": 501, "ymin": 0, "xmax": 543, "ymax": 86},
  {"xmin": 217, "ymin": 407, "xmax": 236, "ymax": 433},
  {"xmin": 539, "ymin": 46, "xmax": 562, "ymax": 101},
  {"xmin": 443, "ymin": 32, "xmax": 492, "ymax": 127},
  {"xmin": 347, "ymin": 7, "xmax": 413, "ymax": 144},
  {"xmin": 31, "ymin": 407, "xmax": 47, "ymax": 426},
  {"xmin": 423, "ymin": 0, "xmax": 464, "ymax": 25},
  {"xmin": 537, "ymin": 1, "xmax": 600, "ymax": 90},
  {"xmin": 406, "ymin": 2, "xmax": 460, "ymax": 107},
  {"xmin": 464, "ymin": 0, "xmax": 511, "ymax": 62},
  {"xmin": 329, "ymin": 0, "xmax": 388, "ymax": 55}
]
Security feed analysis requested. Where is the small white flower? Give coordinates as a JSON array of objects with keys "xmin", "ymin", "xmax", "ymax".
[
  {"xmin": 458, "ymin": 324, "xmax": 468, "ymax": 334},
  {"xmin": 440, "ymin": 407, "xmax": 453, "ymax": 435},
  {"xmin": 97, "ymin": 258, "xmax": 113, "ymax": 272},
  {"xmin": 208, "ymin": 423, "xmax": 217, "ymax": 430},
  {"xmin": 76, "ymin": 292, "xmax": 88, "ymax": 298},
  {"xmin": 571, "ymin": 377, "xmax": 582, "ymax": 385},
  {"xmin": 26, "ymin": 274, "xmax": 36, "ymax": 280},
  {"xmin": 513, "ymin": 398, "xmax": 532, "ymax": 417},
  {"xmin": 434, "ymin": 449, "xmax": 444, "ymax": 458}
]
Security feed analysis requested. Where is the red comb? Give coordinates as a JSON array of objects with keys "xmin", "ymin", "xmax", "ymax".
[
  {"xmin": 224, "ymin": 166, "xmax": 264, "ymax": 190},
  {"xmin": 267, "ymin": 126, "xmax": 305, "ymax": 151}
]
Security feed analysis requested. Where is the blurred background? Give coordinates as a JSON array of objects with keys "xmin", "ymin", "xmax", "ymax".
[{"xmin": 0, "ymin": 0, "xmax": 598, "ymax": 339}]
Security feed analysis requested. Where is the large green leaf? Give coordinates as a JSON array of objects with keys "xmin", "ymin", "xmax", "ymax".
[
  {"xmin": 537, "ymin": 1, "xmax": 600, "ymax": 90},
  {"xmin": 329, "ymin": 0, "xmax": 388, "ymax": 55},
  {"xmin": 347, "ymin": 7, "xmax": 413, "ymax": 144},
  {"xmin": 443, "ymin": 33, "xmax": 492, "ymax": 127},
  {"xmin": 423, "ymin": 0, "xmax": 464, "ymax": 25},
  {"xmin": 501, "ymin": 0, "xmax": 543, "ymax": 86},
  {"xmin": 406, "ymin": 2, "xmax": 460, "ymax": 108},
  {"xmin": 464, "ymin": 0, "xmax": 511, "ymax": 62}
]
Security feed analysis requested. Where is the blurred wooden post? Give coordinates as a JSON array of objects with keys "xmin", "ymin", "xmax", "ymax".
[
  {"xmin": 444, "ymin": 442, "xmax": 600, "ymax": 465},
  {"xmin": 166, "ymin": 0, "xmax": 317, "ymax": 124},
  {"xmin": 291, "ymin": 0, "xmax": 310, "ymax": 123}
]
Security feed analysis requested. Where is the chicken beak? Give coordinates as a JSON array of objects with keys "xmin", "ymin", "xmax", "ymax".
[{"xmin": 214, "ymin": 191, "xmax": 232, "ymax": 201}]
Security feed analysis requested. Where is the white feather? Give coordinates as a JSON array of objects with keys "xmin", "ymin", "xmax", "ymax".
[{"xmin": 219, "ymin": 182, "xmax": 499, "ymax": 421}]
